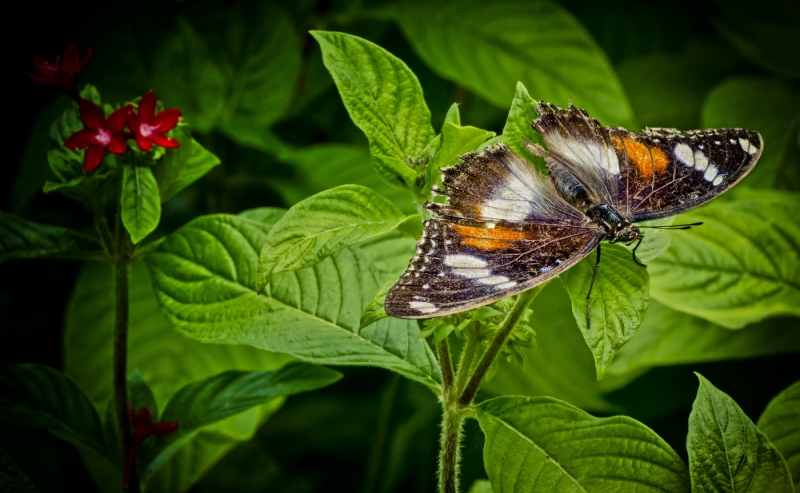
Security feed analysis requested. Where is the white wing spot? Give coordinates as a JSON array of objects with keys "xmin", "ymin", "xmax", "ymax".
[
  {"xmin": 712, "ymin": 175, "xmax": 723, "ymax": 186},
  {"xmin": 739, "ymin": 137, "xmax": 757, "ymax": 155},
  {"xmin": 674, "ymin": 143, "xmax": 694, "ymax": 167},
  {"xmin": 452, "ymin": 269, "xmax": 490, "ymax": 279},
  {"xmin": 477, "ymin": 276, "xmax": 510, "ymax": 285},
  {"xmin": 714, "ymin": 141, "xmax": 721, "ymax": 145},
  {"xmin": 422, "ymin": 284, "xmax": 430, "ymax": 290},
  {"xmin": 496, "ymin": 281, "xmax": 517, "ymax": 289},
  {"xmin": 444, "ymin": 255, "xmax": 487, "ymax": 269},
  {"xmin": 409, "ymin": 301, "xmax": 437, "ymax": 314},
  {"xmin": 730, "ymin": 139, "xmax": 737, "ymax": 144},
  {"xmin": 704, "ymin": 164, "xmax": 719, "ymax": 182},
  {"xmin": 694, "ymin": 151, "xmax": 709, "ymax": 171}
]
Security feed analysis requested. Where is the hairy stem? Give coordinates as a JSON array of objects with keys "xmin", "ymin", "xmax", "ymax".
[
  {"xmin": 438, "ymin": 401, "xmax": 463, "ymax": 493},
  {"xmin": 438, "ymin": 338, "xmax": 454, "ymax": 391},
  {"xmin": 458, "ymin": 285, "xmax": 544, "ymax": 406},
  {"xmin": 454, "ymin": 329, "xmax": 479, "ymax": 396}
]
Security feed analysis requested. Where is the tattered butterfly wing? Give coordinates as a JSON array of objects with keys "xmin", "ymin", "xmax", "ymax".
[{"xmin": 385, "ymin": 144, "xmax": 604, "ymax": 319}]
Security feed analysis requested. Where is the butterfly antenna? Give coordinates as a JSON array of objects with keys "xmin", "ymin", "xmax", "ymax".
[{"xmin": 638, "ymin": 221, "xmax": 703, "ymax": 230}]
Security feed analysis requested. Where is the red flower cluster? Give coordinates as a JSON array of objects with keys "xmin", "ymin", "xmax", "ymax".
[
  {"xmin": 26, "ymin": 44, "xmax": 92, "ymax": 99},
  {"xmin": 124, "ymin": 406, "xmax": 178, "ymax": 490},
  {"xmin": 63, "ymin": 91, "xmax": 182, "ymax": 171}
]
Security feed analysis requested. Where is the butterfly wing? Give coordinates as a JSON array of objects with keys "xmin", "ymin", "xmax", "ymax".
[
  {"xmin": 385, "ymin": 144, "xmax": 604, "ymax": 319},
  {"xmin": 530, "ymin": 102, "xmax": 763, "ymax": 222}
]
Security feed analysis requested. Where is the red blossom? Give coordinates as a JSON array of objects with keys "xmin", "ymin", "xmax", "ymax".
[
  {"xmin": 124, "ymin": 406, "xmax": 179, "ymax": 490},
  {"xmin": 26, "ymin": 44, "xmax": 92, "ymax": 98},
  {"xmin": 64, "ymin": 99, "xmax": 132, "ymax": 171},
  {"xmin": 129, "ymin": 90, "xmax": 182, "ymax": 152}
]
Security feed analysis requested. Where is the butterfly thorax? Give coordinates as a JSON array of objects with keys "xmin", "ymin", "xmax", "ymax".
[{"xmin": 586, "ymin": 203, "xmax": 641, "ymax": 243}]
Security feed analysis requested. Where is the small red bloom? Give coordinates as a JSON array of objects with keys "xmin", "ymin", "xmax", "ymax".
[
  {"xmin": 129, "ymin": 90, "xmax": 182, "ymax": 152},
  {"xmin": 124, "ymin": 406, "xmax": 179, "ymax": 490},
  {"xmin": 64, "ymin": 99, "xmax": 131, "ymax": 171},
  {"xmin": 26, "ymin": 44, "xmax": 92, "ymax": 97}
]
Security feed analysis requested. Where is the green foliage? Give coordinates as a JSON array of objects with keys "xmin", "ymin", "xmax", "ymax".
[
  {"xmin": 757, "ymin": 381, "xmax": 800, "ymax": 488},
  {"xmin": 688, "ymin": 374, "xmax": 794, "ymax": 492},
  {"xmin": 0, "ymin": 212, "xmax": 102, "ymax": 263},
  {"xmin": 0, "ymin": 446, "xmax": 39, "ymax": 493},
  {"xmin": 560, "ymin": 244, "xmax": 649, "ymax": 378},
  {"xmin": 649, "ymin": 191, "xmax": 800, "ymax": 328},
  {"xmin": 145, "ymin": 214, "xmax": 441, "ymax": 388},
  {"xmin": 0, "ymin": 362, "xmax": 107, "ymax": 459},
  {"xmin": 256, "ymin": 185, "xmax": 421, "ymax": 291},
  {"xmin": 501, "ymin": 82, "xmax": 545, "ymax": 171},
  {"xmin": 152, "ymin": 126, "xmax": 220, "ymax": 202},
  {"xmin": 311, "ymin": 31, "xmax": 436, "ymax": 192},
  {"xmin": 379, "ymin": 0, "xmax": 635, "ymax": 127},
  {"xmin": 477, "ymin": 395, "xmax": 690, "ymax": 492},
  {"xmin": 121, "ymin": 165, "xmax": 161, "ymax": 244}
]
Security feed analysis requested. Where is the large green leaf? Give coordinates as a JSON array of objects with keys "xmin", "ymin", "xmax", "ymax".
[
  {"xmin": 477, "ymin": 396, "xmax": 689, "ymax": 492},
  {"xmin": 0, "ymin": 362, "xmax": 106, "ymax": 458},
  {"xmin": 152, "ymin": 126, "xmax": 220, "ymax": 202},
  {"xmin": 688, "ymin": 374, "xmax": 793, "ymax": 493},
  {"xmin": 380, "ymin": 0, "xmax": 635, "ymax": 127},
  {"xmin": 145, "ymin": 214, "xmax": 441, "ymax": 389},
  {"xmin": 427, "ymin": 122, "xmax": 494, "ymax": 192},
  {"xmin": 608, "ymin": 301, "xmax": 800, "ymax": 378},
  {"xmin": 311, "ymin": 30, "xmax": 436, "ymax": 190},
  {"xmin": 758, "ymin": 381, "xmax": 800, "ymax": 488},
  {"xmin": 143, "ymin": 363, "xmax": 341, "ymax": 480},
  {"xmin": 702, "ymin": 77, "xmax": 800, "ymax": 189},
  {"xmin": 649, "ymin": 191, "xmax": 800, "ymax": 328},
  {"xmin": 256, "ymin": 185, "xmax": 421, "ymax": 291},
  {"xmin": 482, "ymin": 282, "xmax": 613, "ymax": 412},
  {"xmin": 501, "ymin": 82, "xmax": 545, "ymax": 171},
  {"xmin": 121, "ymin": 166, "xmax": 162, "ymax": 244},
  {"xmin": 560, "ymin": 243, "xmax": 649, "ymax": 379},
  {"xmin": 0, "ymin": 446, "xmax": 39, "ymax": 493},
  {"xmin": 0, "ymin": 211, "xmax": 102, "ymax": 263}
]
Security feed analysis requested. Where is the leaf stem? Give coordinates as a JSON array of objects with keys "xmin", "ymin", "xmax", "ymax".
[
  {"xmin": 458, "ymin": 285, "xmax": 543, "ymax": 406},
  {"xmin": 454, "ymin": 328, "xmax": 479, "ymax": 396},
  {"xmin": 438, "ymin": 338, "xmax": 455, "ymax": 391},
  {"xmin": 438, "ymin": 399, "xmax": 463, "ymax": 493}
]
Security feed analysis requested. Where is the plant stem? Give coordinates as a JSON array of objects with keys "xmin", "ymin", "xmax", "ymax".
[
  {"xmin": 438, "ymin": 400, "xmax": 463, "ymax": 493},
  {"xmin": 454, "ymin": 329, "xmax": 479, "ymax": 396},
  {"xmin": 438, "ymin": 338, "xmax": 454, "ymax": 391},
  {"xmin": 458, "ymin": 285, "xmax": 544, "ymax": 407},
  {"xmin": 114, "ymin": 234, "xmax": 135, "ymax": 489}
]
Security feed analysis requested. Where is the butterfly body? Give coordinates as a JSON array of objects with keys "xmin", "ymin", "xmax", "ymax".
[{"xmin": 385, "ymin": 102, "xmax": 762, "ymax": 319}]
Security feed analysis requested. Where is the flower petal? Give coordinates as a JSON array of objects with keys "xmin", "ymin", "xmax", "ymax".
[
  {"xmin": 153, "ymin": 133, "xmax": 181, "ymax": 149},
  {"xmin": 79, "ymin": 99, "xmax": 105, "ymax": 130},
  {"xmin": 128, "ymin": 115, "xmax": 141, "ymax": 134},
  {"xmin": 136, "ymin": 134, "xmax": 153, "ymax": 152},
  {"xmin": 64, "ymin": 129, "xmax": 93, "ymax": 149},
  {"xmin": 107, "ymin": 105, "xmax": 131, "ymax": 133},
  {"xmin": 151, "ymin": 422, "xmax": 179, "ymax": 437},
  {"xmin": 153, "ymin": 109, "xmax": 182, "ymax": 131},
  {"xmin": 76, "ymin": 48, "xmax": 93, "ymax": 73},
  {"xmin": 84, "ymin": 145, "xmax": 106, "ymax": 171},
  {"xmin": 61, "ymin": 44, "xmax": 80, "ymax": 74},
  {"xmin": 26, "ymin": 71, "xmax": 56, "ymax": 85},
  {"xmin": 138, "ymin": 90, "xmax": 156, "ymax": 122},
  {"xmin": 33, "ymin": 56, "xmax": 57, "ymax": 77},
  {"xmin": 108, "ymin": 134, "xmax": 126, "ymax": 154}
]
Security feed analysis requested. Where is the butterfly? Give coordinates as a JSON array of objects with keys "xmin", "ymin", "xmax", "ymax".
[{"xmin": 384, "ymin": 101, "xmax": 762, "ymax": 319}]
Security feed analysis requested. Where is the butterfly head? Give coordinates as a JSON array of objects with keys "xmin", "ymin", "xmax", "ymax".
[{"xmin": 613, "ymin": 223, "xmax": 642, "ymax": 244}]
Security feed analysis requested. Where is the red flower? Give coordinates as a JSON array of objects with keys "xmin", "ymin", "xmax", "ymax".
[
  {"xmin": 129, "ymin": 90, "xmax": 181, "ymax": 152},
  {"xmin": 26, "ymin": 44, "xmax": 92, "ymax": 97},
  {"xmin": 64, "ymin": 99, "xmax": 131, "ymax": 171},
  {"xmin": 124, "ymin": 406, "xmax": 179, "ymax": 490}
]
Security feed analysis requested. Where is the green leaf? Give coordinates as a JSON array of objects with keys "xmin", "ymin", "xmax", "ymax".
[
  {"xmin": 758, "ymin": 381, "xmax": 800, "ymax": 489},
  {"xmin": 560, "ymin": 243, "xmax": 649, "ymax": 379},
  {"xmin": 467, "ymin": 479, "xmax": 492, "ymax": 493},
  {"xmin": 702, "ymin": 77, "xmax": 800, "ymax": 189},
  {"xmin": 357, "ymin": 230, "xmax": 417, "ymax": 284},
  {"xmin": 256, "ymin": 185, "xmax": 420, "ymax": 291},
  {"xmin": 121, "ymin": 166, "xmax": 162, "ymax": 244},
  {"xmin": 152, "ymin": 127, "xmax": 220, "ymax": 202},
  {"xmin": 64, "ymin": 256, "xmax": 293, "ymax": 493},
  {"xmin": 152, "ymin": 4, "xmax": 300, "ymax": 143},
  {"xmin": 311, "ymin": 30, "xmax": 436, "ymax": 190},
  {"xmin": 145, "ymin": 214, "xmax": 441, "ymax": 389},
  {"xmin": 0, "ymin": 362, "xmax": 106, "ymax": 458},
  {"xmin": 608, "ymin": 301, "xmax": 800, "ymax": 378},
  {"xmin": 143, "ymin": 363, "xmax": 341, "ymax": 479},
  {"xmin": 688, "ymin": 374, "xmax": 793, "ymax": 493},
  {"xmin": 483, "ymin": 282, "xmax": 613, "ymax": 412},
  {"xmin": 359, "ymin": 279, "xmax": 394, "ymax": 329},
  {"xmin": 379, "ymin": 0, "xmax": 635, "ymax": 127},
  {"xmin": 477, "ymin": 395, "xmax": 689, "ymax": 492},
  {"xmin": 0, "ymin": 446, "xmax": 39, "ymax": 493},
  {"xmin": 502, "ymin": 82, "xmax": 545, "ymax": 171},
  {"xmin": 650, "ymin": 191, "xmax": 800, "ymax": 328},
  {"xmin": 0, "ymin": 211, "xmax": 102, "ymax": 263},
  {"xmin": 128, "ymin": 370, "xmax": 158, "ymax": 415},
  {"xmin": 427, "ymin": 122, "xmax": 494, "ymax": 192}
]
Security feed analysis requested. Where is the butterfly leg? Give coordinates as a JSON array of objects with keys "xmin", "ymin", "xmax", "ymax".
[
  {"xmin": 630, "ymin": 237, "xmax": 646, "ymax": 267},
  {"xmin": 585, "ymin": 244, "xmax": 601, "ymax": 331}
]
